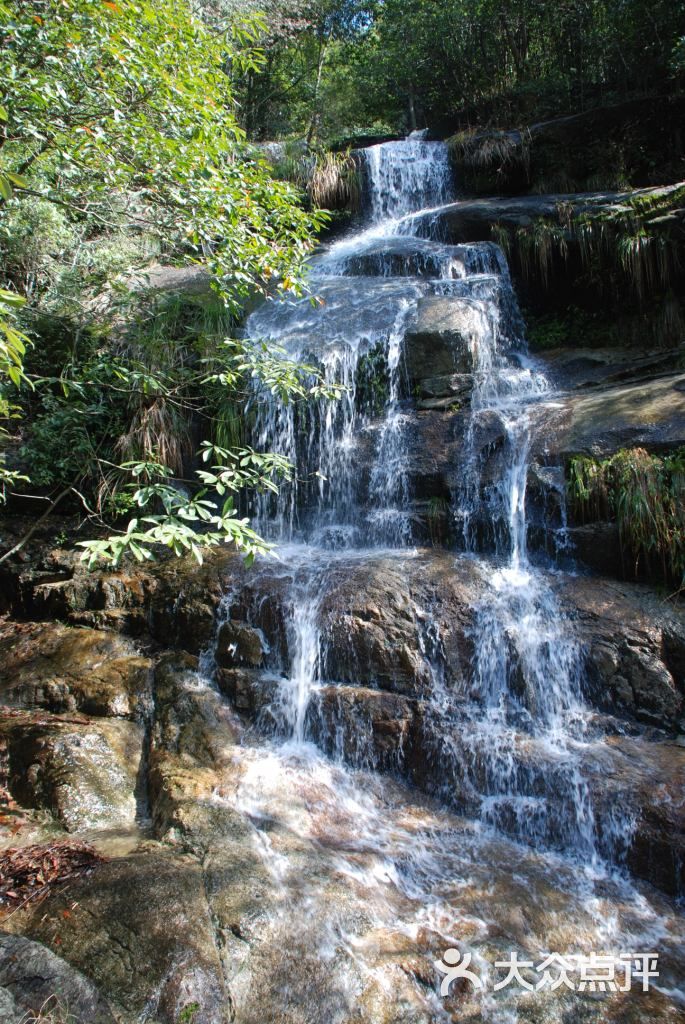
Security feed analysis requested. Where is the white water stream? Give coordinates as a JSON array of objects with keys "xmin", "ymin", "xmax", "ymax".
[{"xmin": 204, "ymin": 134, "xmax": 685, "ymax": 1022}]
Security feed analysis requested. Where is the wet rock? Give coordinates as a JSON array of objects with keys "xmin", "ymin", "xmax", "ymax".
[
  {"xmin": 539, "ymin": 345, "xmax": 681, "ymax": 392},
  {"xmin": 216, "ymin": 620, "xmax": 264, "ymax": 668},
  {"xmin": 560, "ymin": 373, "xmax": 685, "ymax": 457},
  {"xmin": 5, "ymin": 715, "xmax": 144, "ymax": 832},
  {"xmin": 416, "ymin": 371, "xmax": 473, "ymax": 405},
  {"xmin": 0, "ymin": 932, "xmax": 116, "ymax": 1024},
  {"xmin": 628, "ymin": 766, "xmax": 685, "ymax": 897},
  {"xmin": 152, "ymin": 656, "xmax": 240, "ymax": 774},
  {"xmin": 316, "ymin": 552, "xmax": 478, "ymax": 697},
  {"xmin": 216, "ymin": 668, "xmax": 279, "ymax": 716},
  {"xmin": 15, "ymin": 848, "xmax": 229, "ymax": 1024},
  {"xmin": 336, "ymin": 237, "xmax": 504, "ymax": 280},
  {"xmin": 409, "ymin": 184, "xmax": 685, "ymax": 243},
  {"xmin": 311, "ymin": 684, "xmax": 418, "ymax": 772},
  {"xmin": 561, "ymin": 575, "xmax": 685, "ymax": 729},
  {"xmin": 3, "ymin": 546, "xmax": 240, "ymax": 657},
  {"xmin": 563, "ymin": 522, "xmax": 623, "ymax": 579},
  {"xmin": 0, "ymin": 621, "xmax": 153, "ymax": 720},
  {"xmin": 404, "ymin": 296, "xmax": 480, "ymax": 387},
  {"xmin": 593, "ymin": 735, "xmax": 685, "ymax": 896}
]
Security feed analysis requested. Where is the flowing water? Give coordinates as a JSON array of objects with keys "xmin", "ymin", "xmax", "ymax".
[{"xmin": 205, "ymin": 134, "xmax": 685, "ymax": 1022}]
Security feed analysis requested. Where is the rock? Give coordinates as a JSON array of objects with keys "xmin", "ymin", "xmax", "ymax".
[
  {"xmin": 563, "ymin": 522, "xmax": 623, "ymax": 578},
  {"xmin": 403, "ymin": 296, "xmax": 480, "ymax": 386},
  {"xmin": 4, "ymin": 715, "xmax": 144, "ymax": 832},
  {"xmin": 152, "ymin": 655, "xmax": 240, "ymax": 770},
  {"xmin": 539, "ymin": 345, "xmax": 680, "ymax": 392},
  {"xmin": 16, "ymin": 848, "xmax": 229, "ymax": 1024},
  {"xmin": 408, "ymin": 183, "xmax": 685, "ymax": 244},
  {"xmin": 561, "ymin": 575, "xmax": 685, "ymax": 729},
  {"xmin": 447, "ymin": 97, "xmax": 685, "ymax": 197},
  {"xmin": 216, "ymin": 668, "xmax": 279, "ymax": 716},
  {"xmin": 0, "ymin": 932, "xmax": 116, "ymax": 1024},
  {"xmin": 215, "ymin": 620, "xmax": 264, "ymax": 668},
  {"xmin": 2, "ymin": 546, "xmax": 238, "ymax": 657},
  {"xmin": 0, "ymin": 621, "xmax": 153, "ymax": 720},
  {"xmin": 130, "ymin": 262, "xmax": 212, "ymax": 296},
  {"xmin": 560, "ymin": 373, "xmax": 685, "ymax": 457},
  {"xmin": 628, "ymin": 757, "xmax": 685, "ymax": 897},
  {"xmin": 333, "ymin": 236, "xmax": 504, "ymax": 279},
  {"xmin": 416, "ymin": 371, "xmax": 473, "ymax": 403},
  {"xmin": 311, "ymin": 684, "xmax": 418, "ymax": 772}
]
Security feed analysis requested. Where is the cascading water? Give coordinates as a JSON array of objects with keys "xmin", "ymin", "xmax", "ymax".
[{"xmin": 204, "ymin": 135, "xmax": 685, "ymax": 1022}]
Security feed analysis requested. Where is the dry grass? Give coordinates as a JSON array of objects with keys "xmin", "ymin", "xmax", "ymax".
[
  {"xmin": 449, "ymin": 129, "xmax": 528, "ymax": 171},
  {"xmin": 115, "ymin": 395, "xmax": 191, "ymax": 475},
  {"xmin": 307, "ymin": 149, "xmax": 361, "ymax": 212},
  {"xmin": 20, "ymin": 997, "xmax": 75, "ymax": 1024}
]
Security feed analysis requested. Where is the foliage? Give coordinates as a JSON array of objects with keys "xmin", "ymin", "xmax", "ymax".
[
  {"xmin": 228, "ymin": 0, "xmax": 685, "ymax": 142},
  {"xmin": 307, "ymin": 149, "xmax": 361, "ymax": 210},
  {"xmin": 0, "ymin": 199, "xmax": 75, "ymax": 296},
  {"xmin": 492, "ymin": 185, "xmax": 685, "ymax": 310},
  {"xmin": 0, "ymin": 0, "xmax": 324, "ymax": 311},
  {"xmin": 568, "ymin": 447, "xmax": 685, "ymax": 584},
  {"xmin": 177, "ymin": 1005, "xmax": 200, "ymax": 1024},
  {"xmin": 0, "ymin": 0, "xmax": 345, "ymax": 566},
  {"xmin": 0, "ymin": 287, "xmax": 30, "ymax": 500}
]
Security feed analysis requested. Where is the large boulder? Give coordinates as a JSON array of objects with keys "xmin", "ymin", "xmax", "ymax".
[
  {"xmin": 11, "ymin": 849, "xmax": 229, "ymax": 1024},
  {"xmin": 560, "ymin": 373, "xmax": 685, "ymax": 458},
  {"xmin": 560, "ymin": 574, "xmax": 685, "ymax": 730},
  {"xmin": 4, "ymin": 714, "xmax": 144, "ymax": 833},
  {"xmin": 408, "ymin": 184, "xmax": 685, "ymax": 244}
]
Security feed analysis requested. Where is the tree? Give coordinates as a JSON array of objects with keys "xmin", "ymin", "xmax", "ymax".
[{"xmin": 0, "ymin": 0, "xmax": 334, "ymax": 566}]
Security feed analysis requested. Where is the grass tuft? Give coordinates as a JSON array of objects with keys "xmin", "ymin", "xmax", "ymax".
[{"xmin": 568, "ymin": 447, "xmax": 685, "ymax": 584}]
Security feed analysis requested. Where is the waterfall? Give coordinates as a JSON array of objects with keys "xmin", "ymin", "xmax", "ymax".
[
  {"xmin": 245, "ymin": 136, "xmax": 614, "ymax": 858},
  {"xmin": 364, "ymin": 130, "xmax": 453, "ymax": 225},
  {"xmin": 204, "ymin": 136, "xmax": 684, "ymax": 1023}
]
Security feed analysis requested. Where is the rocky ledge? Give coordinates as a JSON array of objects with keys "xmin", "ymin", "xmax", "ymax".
[{"xmin": 0, "ymin": 543, "xmax": 683, "ymax": 1022}]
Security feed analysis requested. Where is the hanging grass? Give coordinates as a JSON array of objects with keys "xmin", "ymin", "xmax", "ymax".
[
  {"xmin": 307, "ymin": 149, "xmax": 361, "ymax": 212},
  {"xmin": 269, "ymin": 143, "xmax": 361, "ymax": 213},
  {"xmin": 568, "ymin": 447, "xmax": 685, "ymax": 584},
  {"xmin": 449, "ymin": 129, "xmax": 527, "ymax": 170},
  {"xmin": 491, "ymin": 184, "xmax": 684, "ymax": 305}
]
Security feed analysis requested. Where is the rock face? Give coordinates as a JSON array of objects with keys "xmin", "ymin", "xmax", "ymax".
[
  {"xmin": 403, "ymin": 296, "xmax": 478, "ymax": 387},
  {"xmin": 0, "ymin": 621, "xmax": 153, "ymax": 718},
  {"xmin": 0, "ymin": 932, "xmax": 116, "ymax": 1024},
  {"xmin": 0, "ymin": 542, "xmax": 684, "ymax": 1022},
  {"xmin": 554, "ymin": 373, "xmax": 685, "ymax": 458},
  {"xmin": 408, "ymin": 184, "xmax": 685, "ymax": 244},
  {"xmin": 563, "ymin": 575, "xmax": 685, "ymax": 730},
  {"xmin": 6, "ymin": 716, "xmax": 144, "ymax": 833}
]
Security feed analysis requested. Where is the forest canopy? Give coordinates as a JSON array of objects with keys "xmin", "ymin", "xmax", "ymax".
[{"xmin": 223, "ymin": 0, "xmax": 685, "ymax": 140}]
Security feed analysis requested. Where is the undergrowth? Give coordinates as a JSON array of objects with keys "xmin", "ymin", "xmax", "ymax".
[{"xmin": 568, "ymin": 447, "xmax": 685, "ymax": 585}]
